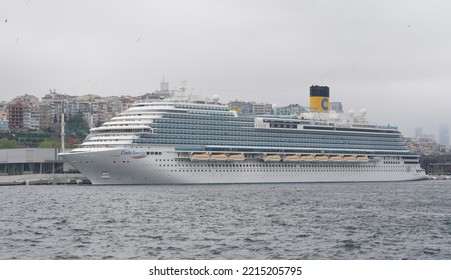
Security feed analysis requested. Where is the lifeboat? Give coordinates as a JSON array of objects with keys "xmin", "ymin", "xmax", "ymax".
[
  {"xmin": 315, "ymin": 154, "xmax": 329, "ymax": 161},
  {"xmin": 283, "ymin": 154, "xmax": 300, "ymax": 162},
  {"xmin": 355, "ymin": 155, "xmax": 369, "ymax": 162},
  {"xmin": 228, "ymin": 153, "xmax": 245, "ymax": 161},
  {"xmin": 190, "ymin": 153, "xmax": 210, "ymax": 161},
  {"xmin": 343, "ymin": 155, "xmax": 357, "ymax": 161},
  {"xmin": 263, "ymin": 154, "xmax": 281, "ymax": 162},
  {"xmin": 299, "ymin": 154, "xmax": 315, "ymax": 161},
  {"xmin": 210, "ymin": 153, "xmax": 228, "ymax": 161},
  {"xmin": 329, "ymin": 155, "xmax": 343, "ymax": 161}
]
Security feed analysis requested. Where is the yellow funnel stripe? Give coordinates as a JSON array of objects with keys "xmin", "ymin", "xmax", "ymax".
[{"xmin": 310, "ymin": 97, "xmax": 329, "ymax": 113}]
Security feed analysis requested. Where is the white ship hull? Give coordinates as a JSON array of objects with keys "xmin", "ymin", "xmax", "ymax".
[{"xmin": 60, "ymin": 146, "xmax": 428, "ymax": 185}]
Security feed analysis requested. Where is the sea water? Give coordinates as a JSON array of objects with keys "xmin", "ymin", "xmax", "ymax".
[{"xmin": 1, "ymin": 180, "xmax": 450, "ymax": 259}]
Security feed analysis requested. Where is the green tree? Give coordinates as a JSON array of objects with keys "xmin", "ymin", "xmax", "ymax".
[
  {"xmin": 38, "ymin": 140, "xmax": 61, "ymax": 148},
  {"xmin": 66, "ymin": 111, "xmax": 90, "ymax": 141},
  {"xmin": 0, "ymin": 138, "xmax": 20, "ymax": 149}
]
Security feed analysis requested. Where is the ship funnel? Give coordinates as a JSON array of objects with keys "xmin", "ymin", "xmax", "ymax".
[{"xmin": 310, "ymin": 85, "xmax": 330, "ymax": 113}]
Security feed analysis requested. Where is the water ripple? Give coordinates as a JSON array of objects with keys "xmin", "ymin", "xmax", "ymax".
[{"xmin": 0, "ymin": 181, "xmax": 450, "ymax": 259}]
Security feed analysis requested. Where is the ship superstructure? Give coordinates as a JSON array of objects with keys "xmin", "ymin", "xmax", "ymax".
[{"xmin": 59, "ymin": 87, "xmax": 427, "ymax": 184}]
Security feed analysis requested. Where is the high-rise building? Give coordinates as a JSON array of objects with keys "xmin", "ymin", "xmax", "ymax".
[
  {"xmin": 6, "ymin": 102, "xmax": 25, "ymax": 130},
  {"xmin": 0, "ymin": 102, "xmax": 9, "ymax": 131},
  {"xmin": 39, "ymin": 103, "xmax": 53, "ymax": 130},
  {"xmin": 6, "ymin": 94, "xmax": 40, "ymax": 131},
  {"xmin": 330, "ymin": 102, "xmax": 343, "ymax": 113},
  {"xmin": 252, "ymin": 102, "xmax": 273, "ymax": 115},
  {"xmin": 22, "ymin": 104, "xmax": 40, "ymax": 130},
  {"xmin": 160, "ymin": 78, "xmax": 169, "ymax": 91},
  {"xmin": 0, "ymin": 119, "xmax": 9, "ymax": 131},
  {"xmin": 415, "ymin": 127, "xmax": 423, "ymax": 139},
  {"xmin": 228, "ymin": 100, "xmax": 273, "ymax": 115},
  {"xmin": 439, "ymin": 124, "xmax": 449, "ymax": 146}
]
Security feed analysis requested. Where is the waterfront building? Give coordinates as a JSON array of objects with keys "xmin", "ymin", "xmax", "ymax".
[
  {"xmin": 140, "ymin": 79, "xmax": 173, "ymax": 101},
  {"xmin": 6, "ymin": 101, "xmax": 25, "ymax": 130},
  {"xmin": 330, "ymin": 102, "xmax": 344, "ymax": 113},
  {"xmin": 0, "ymin": 148, "xmax": 65, "ymax": 176},
  {"xmin": 6, "ymin": 95, "xmax": 40, "ymax": 131},
  {"xmin": 428, "ymin": 162, "xmax": 451, "ymax": 175},
  {"xmin": 0, "ymin": 102, "xmax": 8, "ymax": 131},
  {"xmin": 252, "ymin": 102, "xmax": 273, "ymax": 115},
  {"xmin": 39, "ymin": 103, "xmax": 53, "ymax": 130},
  {"xmin": 228, "ymin": 100, "xmax": 252, "ymax": 114},
  {"xmin": 66, "ymin": 99, "xmax": 91, "ymax": 119},
  {"xmin": 41, "ymin": 89, "xmax": 70, "ymax": 101},
  {"xmin": 0, "ymin": 119, "xmax": 9, "ymax": 132},
  {"xmin": 415, "ymin": 127, "xmax": 423, "ymax": 139},
  {"xmin": 228, "ymin": 100, "xmax": 273, "ymax": 115},
  {"xmin": 0, "ymin": 148, "xmax": 90, "ymax": 185},
  {"xmin": 22, "ymin": 104, "xmax": 40, "ymax": 131},
  {"xmin": 439, "ymin": 124, "xmax": 450, "ymax": 147},
  {"xmin": 0, "ymin": 101, "xmax": 6, "ymax": 114},
  {"xmin": 277, "ymin": 104, "xmax": 306, "ymax": 115}
]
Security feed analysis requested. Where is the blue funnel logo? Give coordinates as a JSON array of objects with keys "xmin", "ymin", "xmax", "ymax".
[{"xmin": 321, "ymin": 97, "xmax": 329, "ymax": 111}]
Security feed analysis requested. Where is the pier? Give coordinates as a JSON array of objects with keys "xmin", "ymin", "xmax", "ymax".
[{"xmin": 0, "ymin": 148, "xmax": 90, "ymax": 185}]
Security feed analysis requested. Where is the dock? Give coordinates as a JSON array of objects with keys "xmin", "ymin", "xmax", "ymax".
[{"xmin": 0, "ymin": 148, "xmax": 91, "ymax": 186}]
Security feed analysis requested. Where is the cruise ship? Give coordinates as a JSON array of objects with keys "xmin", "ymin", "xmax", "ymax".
[{"xmin": 59, "ymin": 85, "xmax": 427, "ymax": 184}]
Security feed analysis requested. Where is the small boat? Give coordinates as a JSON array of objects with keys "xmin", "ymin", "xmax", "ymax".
[
  {"xmin": 343, "ymin": 155, "xmax": 357, "ymax": 161},
  {"xmin": 329, "ymin": 155, "xmax": 343, "ymax": 161},
  {"xmin": 210, "ymin": 153, "xmax": 228, "ymax": 161},
  {"xmin": 263, "ymin": 154, "xmax": 281, "ymax": 162},
  {"xmin": 283, "ymin": 154, "xmax": 300, "ymax": 162},
  {"xmin": 315, "ymin": 155, "xmax": 329, "ymax": 161},
  {"xmin": 355, "ymin": 155, "xmax": 369, "ymax": 162},
  {"xmin": 190, "ymin": 153, "xmax": 210, "ymax": 161},
  {"xmin": 228, "ymin": 153, "xmax": 245, "ymax": 161},
  {"xmin": 299, "ymin": 154, "xmax": 315, "ymax": 161}
]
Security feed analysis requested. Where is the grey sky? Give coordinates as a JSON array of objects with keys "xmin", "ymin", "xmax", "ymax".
[{"xmin": 1, "ymin": 0, "xmax": 450, "ymax": 137}]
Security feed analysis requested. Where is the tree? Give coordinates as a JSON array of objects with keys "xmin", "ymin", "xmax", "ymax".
[
  {"xmin": 65, "ymin": 111, "xmax": 90, "ymax": 140},
  {"xmin": 0, "ymin": 138, "xmax": 20, "ymax": 149},
  {"xmin": 38, "ymin": 140, "xmax": 61, "ymax": 148}
]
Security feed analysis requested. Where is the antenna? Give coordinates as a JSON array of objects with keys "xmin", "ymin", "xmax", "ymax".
[{"xmin": 61, "ymin": 112, "xmax": 65, "ymax": 152}]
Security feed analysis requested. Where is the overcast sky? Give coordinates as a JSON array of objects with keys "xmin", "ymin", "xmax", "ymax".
[{"xmin": 1, "ymin": 0, "xmax": 450, "ymax": 137}]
